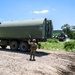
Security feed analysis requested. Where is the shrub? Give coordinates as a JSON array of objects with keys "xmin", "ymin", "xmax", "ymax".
[
  {"xmin": 38, "ymin": 39, "xmax": 59, "ymax": 50},
  {"xmin": 47, "ymin": 38, "xmax": 59, "ymax": 43},
  {"xmin": 38, "ymin": 42, "xmax": 45, "ymax": 49},
  {"xmin": 64, "ymin": 41, "xmax": 75, "ymax": 51}
]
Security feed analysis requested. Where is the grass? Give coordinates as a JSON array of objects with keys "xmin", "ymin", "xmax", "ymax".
[
  {"xmin": 64, "ymin": 40, "xmax": 75, "ymax": 52},
  {"xmin": 39, "ymin": 39, "xmax": 75, "ymax": 52},
  {"xmin": 39, "ymin": 41, "xmax": 65, "ymax": 51}
]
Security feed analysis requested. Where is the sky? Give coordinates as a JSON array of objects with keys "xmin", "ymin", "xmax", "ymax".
[{"xmin": 0, "ymin": 0, "xmax": 75, "ymax": 30}]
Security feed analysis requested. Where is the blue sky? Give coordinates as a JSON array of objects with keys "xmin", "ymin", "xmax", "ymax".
[{"xmin": 0, "ymin": 0, "xmax": 75, "ymax": 30}]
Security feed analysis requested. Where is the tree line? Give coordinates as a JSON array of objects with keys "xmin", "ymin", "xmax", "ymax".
[{"xmin": 61, "ymin": 24, "xmax": 75, "ymax": 39}]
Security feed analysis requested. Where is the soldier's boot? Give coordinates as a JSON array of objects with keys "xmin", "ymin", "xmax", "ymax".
[
  {"xmin": 33, "ymin": 55, "xmax": 35, "ymax": 61},
  {"xmin": 29, "ymin": 55, "xmax": 32, "ymax": 61}
]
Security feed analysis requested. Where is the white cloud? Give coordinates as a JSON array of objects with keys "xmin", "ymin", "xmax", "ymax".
[
  {"xmin": 34, "ymin": 10, "xmax": 49, "ymax": 14},
  {"xmin": 34, "ymin": 11, "xmax": 40, "ymax": 14}
]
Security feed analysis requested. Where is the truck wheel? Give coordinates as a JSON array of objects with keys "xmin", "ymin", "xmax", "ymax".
[
  {"xmin": 1, "ymin": 45, "xmax": 7, "ymax": 49},
  {"xmin": 10, "ymin": 41, "xmax": 18, "ymax": 50},
  {"xmin": 19, "ymin": 42, "xmax": 28, "ymax": 51}
]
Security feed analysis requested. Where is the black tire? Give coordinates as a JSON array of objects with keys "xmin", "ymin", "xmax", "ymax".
[
  {"xmin": 10, "ymin": 41, "xmax": 18, "ymax": 50},
  {"xmin": 19, "ymin": 42, "xmax": 28, "ymax": 51},
  {"xmin": 1, "ymin": 45, "xmax": 7, "ymax": 49}
]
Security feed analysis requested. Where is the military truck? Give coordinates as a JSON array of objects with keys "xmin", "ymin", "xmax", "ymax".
[
  {"xmin": 57, "ymin": 32, "xmax": 68, "ymax": 41},
  {"xmin": 0, "ymin": 18, "xmax": 53, "ymax": 51}
]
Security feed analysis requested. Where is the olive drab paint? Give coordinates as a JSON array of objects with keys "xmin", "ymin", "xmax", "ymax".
[
  {"xmin": 0, "ymin": 18, "xmax": 53, "ymax": 40},
  {"xmin": 0, "ymin": 18, "xmax": 53, "ymax": 50}
]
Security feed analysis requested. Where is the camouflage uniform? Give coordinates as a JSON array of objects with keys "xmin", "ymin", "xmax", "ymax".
[{"xmin": 28, "ymin": 39, "xmax": 37, "ymax": 61}]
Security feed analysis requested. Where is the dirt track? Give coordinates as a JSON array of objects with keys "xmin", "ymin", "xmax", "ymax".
[{"xmin": 0, "ymin": 48, "xmax": 75, "ymax": 75}]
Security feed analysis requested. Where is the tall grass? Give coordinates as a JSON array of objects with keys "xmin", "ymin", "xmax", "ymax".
[
  {"xmin": 39, "ymin": 39, "xmax": 64, "ymax": 51},
  {"xmin": 39, "ymin": 42, "xmax": 64, "ymax": 50},
  {"xmin": 38, "ymin": 39, "xmax": 75, "ymax": 52},
  {"xmin": 64, "ymin": 40, "xmax": 75, "ymax": 52}
]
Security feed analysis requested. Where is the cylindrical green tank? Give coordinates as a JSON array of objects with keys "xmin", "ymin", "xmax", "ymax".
[{"xmin": 0, "ymin": 18, "xmax": 53, "ymax": 40}]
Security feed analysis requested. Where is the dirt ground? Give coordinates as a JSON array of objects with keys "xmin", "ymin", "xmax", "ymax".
[{"xmin": 0, "ymin": 47, "xmax": 75, "ymax": 75}]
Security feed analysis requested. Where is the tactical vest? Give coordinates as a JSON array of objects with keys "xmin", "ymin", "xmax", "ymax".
[{"xmin": 31, "ymin": 43, "xmax": 37, "ymax": 50}]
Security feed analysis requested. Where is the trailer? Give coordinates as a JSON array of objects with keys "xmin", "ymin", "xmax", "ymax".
[{"xmin": 0, "ymin": 18, "xmax": 53, "ymax": 51}]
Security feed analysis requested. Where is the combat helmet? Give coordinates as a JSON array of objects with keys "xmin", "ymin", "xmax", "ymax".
[{"xmin": 32, "ymin": 39, "xmax": 36, "ymax": 42}]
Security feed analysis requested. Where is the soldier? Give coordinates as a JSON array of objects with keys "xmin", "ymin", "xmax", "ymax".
[{"xmin": 28, "ymin": 39, "xmax": 37, "ymax": 61}]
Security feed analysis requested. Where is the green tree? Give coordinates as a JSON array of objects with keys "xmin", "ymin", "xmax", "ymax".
[
  {"xmin": 71, "ymin": 26, "xmax": 75, "ymax": 29},
  {"xmin": 61, "ymin": 24, "xmax": 75, "ymax": 39},
  {"xmin": 61, "ymin": 24, "xmax": 71, "ymax": 38},
  {"xmin": 71, "ymin": 26, "xmax": 75, "ymax": 39}
]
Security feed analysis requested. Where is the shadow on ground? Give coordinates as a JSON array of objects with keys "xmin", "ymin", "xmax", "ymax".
[{"xmin": 0, "ymin": 48, "xmax": 50, "ymax": 57}]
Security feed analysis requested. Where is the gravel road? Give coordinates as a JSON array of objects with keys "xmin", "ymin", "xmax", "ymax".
[{"xmin": 0, "ymin": 48, "xmax": 75, "ymax": 75}]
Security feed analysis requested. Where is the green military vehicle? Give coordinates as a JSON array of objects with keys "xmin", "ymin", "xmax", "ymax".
[{"xmin": 0, "ymin": 18, "xmax": 53, "ymax": 51}]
